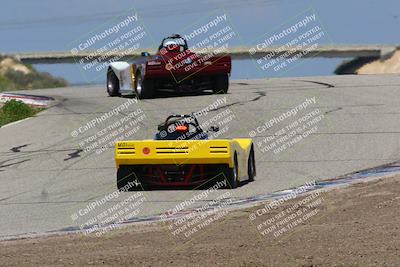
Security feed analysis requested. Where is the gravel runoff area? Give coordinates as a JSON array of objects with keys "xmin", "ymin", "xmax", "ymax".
[{"xmin": 1, "ymin": 175, "xmax": 400, "ymax": 267}]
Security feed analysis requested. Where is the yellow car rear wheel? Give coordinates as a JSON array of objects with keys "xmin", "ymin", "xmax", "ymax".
[
  {"xmin": 224, "ymin": 154, "xmax": 238, "ymax": 189},
  {"xmin": 248, "ymin": 146, "xmax": 256, "ymax": 182}
]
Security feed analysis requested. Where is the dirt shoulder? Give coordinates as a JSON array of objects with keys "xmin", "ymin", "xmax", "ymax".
[{"xmin": 1, "ymin": 176, "xmax": 400, "ymax": 267}]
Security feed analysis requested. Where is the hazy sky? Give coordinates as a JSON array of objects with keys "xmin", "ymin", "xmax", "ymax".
[{"xmin": 1, "ymin": 0, "xmax": 399, "ymax": 52}]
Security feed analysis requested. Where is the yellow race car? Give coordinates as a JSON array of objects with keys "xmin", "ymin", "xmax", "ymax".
[{"xmin": 115, "ymin": 114, "xmax": 255, "ymax": 190}]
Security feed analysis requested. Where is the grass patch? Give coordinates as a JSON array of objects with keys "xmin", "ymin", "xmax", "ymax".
[{"xmin": 0, "ymin": 99, "xmax": 42, "ymax": 127}]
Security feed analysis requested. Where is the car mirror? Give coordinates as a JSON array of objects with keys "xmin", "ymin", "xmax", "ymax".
[
  {"xmin": 208, "ymin": 125, "xmax": 219, "ymax": 132},
  {"xmin": 141, "ymin": 52, "xmax": 150, "ymax": 57}
]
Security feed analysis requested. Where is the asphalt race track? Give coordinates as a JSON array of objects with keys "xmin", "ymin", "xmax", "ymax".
[{"xmin": 1, "ymin": 74, "xmax": 400, "ymax": 239}]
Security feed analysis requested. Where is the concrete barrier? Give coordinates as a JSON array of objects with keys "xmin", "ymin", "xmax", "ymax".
[{"xmin": 3, "ymin": 45, "xmax": 397, "ymax": 64}]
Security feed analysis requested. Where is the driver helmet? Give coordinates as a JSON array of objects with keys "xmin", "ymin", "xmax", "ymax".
[
  {"xmin": 164, "ymin": 40, "xmax": 181, "ymax": 52},
  {"xmin": 175, "ymin": 120, "xmax": 189, "ymax": 133}
]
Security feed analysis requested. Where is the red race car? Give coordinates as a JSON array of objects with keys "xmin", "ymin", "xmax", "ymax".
[{"xmin": 107, "ymin": 34, "xmax": 232, "ymax": 98}]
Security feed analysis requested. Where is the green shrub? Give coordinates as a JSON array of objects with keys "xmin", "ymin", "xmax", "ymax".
[
  {"xmin": 0, "ymin": 99, "xmax": 40, "ymax": 126},
  {"xmin": 3, "ymin": 99, "xmax": 35, "ymax": 116}
]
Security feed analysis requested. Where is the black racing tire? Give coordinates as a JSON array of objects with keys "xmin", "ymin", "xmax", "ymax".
[
  {"xmin": 107, "ymin": 69, "xmax": 120, "ymax": 97},
  {"xmin": 134, "ymin": 69, "xmax": 155, "ymax": 99},
  {"xmin": 213, "ymin": 74, "xmax": 229, "ymax": 94},
  {"xmin": 224, "ymin": 153, "xmax": 238, "ymax": 189},
  {"xmin": 117, "ymin": 167, "xmax": 141, "ymax": 191},
  {"xmin": 247, "ymin": 146, "xmax": 256, "ymax": 182}
]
